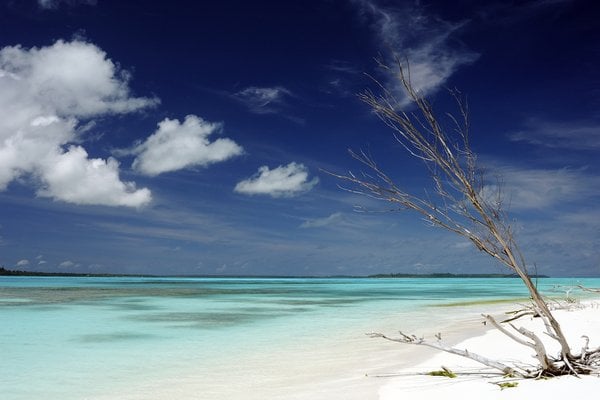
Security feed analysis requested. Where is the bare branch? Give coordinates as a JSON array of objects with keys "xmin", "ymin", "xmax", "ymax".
[
  {"xmin": 329, "ymin": 58, "xmax": 600, "ymax": 377},
  {"xmin": 367, "ymin": 331, "xmax": 526, "ymax": 378}
]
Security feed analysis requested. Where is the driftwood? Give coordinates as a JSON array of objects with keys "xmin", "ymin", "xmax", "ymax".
[
  {"xmin": 331, "ymin": 58, "xmax": 600, "ymax": 377},
  {"xmin": 367, "ymin": 330, "xmax": 526, "ymax": 378},
  {"xmin": 577, "ymin": 285, "xmax": 600, "ymax": 294},
  {"xmin": 367, "ymin": 305, "xmax": 600, "ymax": 378}
]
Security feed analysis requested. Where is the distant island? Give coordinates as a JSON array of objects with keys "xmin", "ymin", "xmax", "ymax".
[
  {"xmin": 368, "ymin": 272, "xmax": 550, "ymax": 278},
  {"xmin": 0, "ymin": 267, "xmax": 149, "ymax": 278},
  {"xmin": 0, "ymin": 267, "xmax": 549, "ymax": 279}
]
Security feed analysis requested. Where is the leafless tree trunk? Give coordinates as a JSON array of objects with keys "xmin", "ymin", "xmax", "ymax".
[{"xmin": 330, "ymin": 59, "xmax": 600, "ymax": 377}]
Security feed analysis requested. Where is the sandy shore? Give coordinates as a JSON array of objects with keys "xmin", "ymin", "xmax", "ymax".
[
  {"xmin": 379, "ymin": 300, "xmax": 600, "ymax": 399},
  {"xmin": 86, "ymin": 298, "xmax": 600, "ymax": 399}
]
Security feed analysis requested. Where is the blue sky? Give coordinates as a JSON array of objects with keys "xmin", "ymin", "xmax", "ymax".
[{"xmin": 0, "ymin": 0, "xmax": 599, "ymax": 277}]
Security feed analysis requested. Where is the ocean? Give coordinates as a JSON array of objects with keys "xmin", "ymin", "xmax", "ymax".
[{"xmin": 1, "ymin": 276, "xmax": 598, "ymax": 399}]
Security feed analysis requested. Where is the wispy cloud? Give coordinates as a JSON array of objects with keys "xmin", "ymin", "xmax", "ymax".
[
  {"xmin": 352, "ymin": 0, "xmax": 478, "ymax": 104},
  {"xmin": 37, "ymin": 0, "xmax": 96, "ymax": 9},
  {"xmin": 559, "ymin": 208, "xmax": 600, "ymax": 227},
  {"xmin": 235, "ymin": 162, "xmax": 319, "ymax": 198},
  {"xmin": 58, "ymin": 260, "xmax": 76, "ymax": 268},
  {"xmin": 509, "ymin": 119, "xmax": 600, "ymax": 150},
  {"xmin": 0, "ymin": 40, "xmax": 156, "ymax": 207},
  {"xmin": 129, "ymin": 115, "xmax": 243, "ymax": 176},
  {"xmin": 326, "ymin": 60, "xmax": 361, "ymax": 75},
  {"xmin": 482, "ymin": 163, "xmax": 600, "ymax": 211},
  {"xmin": 232, "ymin": 86, "xmax": 292, "ymax": 114},
  {"xmin": 511, "ymin": 207, "xmax": 600, "ymax": 276},
  {"xmin": 16, "ymin": 259, "xmax": 30, "ymax": 267},
  {"xmin": 321, "ymin": 60, "xmax": 362, "ymax": 98},
  {"xmin": 300, "ymin": 212, "xmax": 343, "ymax": 229}
]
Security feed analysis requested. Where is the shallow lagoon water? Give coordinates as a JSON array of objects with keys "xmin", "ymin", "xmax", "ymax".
[{"xmin": 1, "ymin": 276, "xmax": 598, "ymax": 399}]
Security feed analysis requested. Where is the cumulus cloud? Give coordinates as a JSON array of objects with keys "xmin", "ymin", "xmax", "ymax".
[
  {"xmin": 233, "ymin": 86, "xmax": 292, "ymax": 114},
  {"xmin": 130, "ymin": 115, "xmax": 243, "ymax": 176},
  {"xmin": 353, "ymin": 0, "xmax": 478, "ymax": 104},
  {"xmin": 0, "ymin": 39, "xmax": 157, "ymax": 207},
  {"xmin": 235, "ymin": 162, "xmax": 319, "ymax": 198},
  {"xmin": 16, "ymin": 259, "xmax": 30, "ymax": 267},
  {"xmin": 39, "ymin": 146, "xmax": 152, "ymax": 206}
]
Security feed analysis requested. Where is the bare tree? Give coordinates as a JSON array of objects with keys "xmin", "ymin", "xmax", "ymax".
[{"xmin": 330, "ymin": 59, "xmax": 600, "ymax": 377}]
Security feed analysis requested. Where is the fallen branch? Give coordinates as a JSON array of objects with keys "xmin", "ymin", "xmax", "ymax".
[{"xmin": 367, "ymin": 331, "xmax": 527, "ymax": 378}]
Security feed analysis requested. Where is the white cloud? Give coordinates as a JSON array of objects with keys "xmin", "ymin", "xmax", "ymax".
[
  {"xmin": 235, "ymin": 162, "xmax": 319, "ymax": 198},
  {"xmin": 39, "ymin": 146, "xmax": 152, "ymax": 207},
  {"xmin": 233, "ymin": 86, "xmax": 291, "ymax": 114},
  {"xmin": 131, "ymin": 115, "xmax": 243, "ymax": 176},
  {"xmin": 16, "ymin": 259, "xmax": 30, "ymax": 267},
  {"xmin": 509, "ymin": 119, "xmax": 600, "ymax": 150},
  {"xmin": 0, "ymin": 39, "xmax": 157, "ymax": 207},
  {"xmin": 58, "ymin": 260, "xmax": 76, "ymax": 268},
  {"xmin": 353, "ymin": 0, "xmax": 478, "ymax": 104},
  {"xmin": 300, "ymin": 212, "xmax": 343, "ymax": 228}
]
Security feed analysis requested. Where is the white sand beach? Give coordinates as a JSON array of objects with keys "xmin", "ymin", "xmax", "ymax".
[
  {"xmin": 87, "ymin": 299, "xmax": 600, "ymax": 400},
  {"xmin": 379, "ymin": 301, "xmax": 600, "ymax": 399}
]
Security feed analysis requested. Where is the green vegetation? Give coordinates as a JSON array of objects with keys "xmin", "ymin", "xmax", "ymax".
[
  {"xmin": 427, "ymin": 367, "xmax": 457, "ymax": 378},
  {"xmin": 496, "ymin": 382, "xmax": 519, "ymax": 390},
  {"xmin": 0, "ymin": 266, "xmax": 549, "ymax": 279},
  {"xmin": 0, "ymin": 267, "xmax": 148, "ymax": 278}
]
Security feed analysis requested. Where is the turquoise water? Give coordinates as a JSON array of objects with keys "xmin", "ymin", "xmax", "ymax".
[{"xmin": 1, "ymin": 277, "xmax": 598, "ymax": 399}]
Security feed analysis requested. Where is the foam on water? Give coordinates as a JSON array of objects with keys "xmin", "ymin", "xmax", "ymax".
[{"xmin": 1, "ymin": 277, "xmax": 598, "ymax": 399}]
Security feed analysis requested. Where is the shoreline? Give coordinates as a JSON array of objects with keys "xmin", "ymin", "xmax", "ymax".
[
  {"xmin": 83, "ymin": 298, "xmax": 600, "ymax": 399},
  {"xmin": 4, "ymin": 277, "xmax": 599, "ymax": 400},
  {"xmin": 379, "ymin": 300, "xmax": 600, "ymax": 399},
  {"xmin": 88, "ymin": 300, "xmax": 532, "ymax": 400}
]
